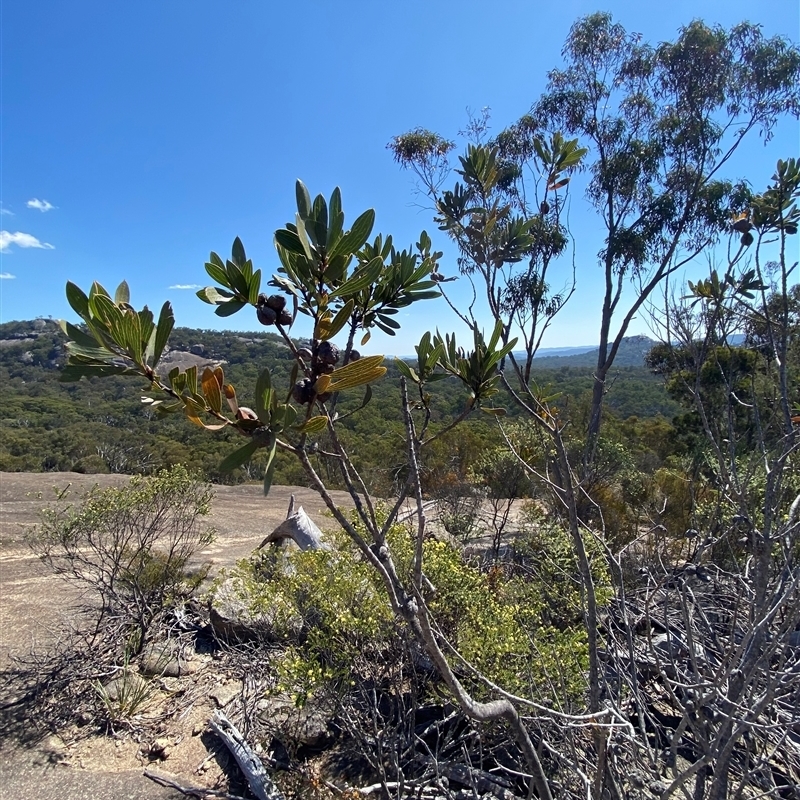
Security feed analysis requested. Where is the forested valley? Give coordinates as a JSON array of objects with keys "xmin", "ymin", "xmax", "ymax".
[{"xmin": 0, "ymin": 319, "xmax": 682, "ymax": 506}]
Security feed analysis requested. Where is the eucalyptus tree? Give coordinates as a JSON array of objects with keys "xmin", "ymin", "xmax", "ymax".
[
  {"xmin": 388, "ymin": 17, "xmax": 800, "ymax": 798},
  {"xmin": 531, "ymin": 14, "xmax": 800, "ymax": 462},
  {"xmin": 392, "ymin": 14, "xmax": 800, "ymax": 466}
]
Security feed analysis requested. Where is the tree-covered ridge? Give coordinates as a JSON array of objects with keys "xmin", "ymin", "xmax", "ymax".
[{"xmin": 0, "ymin": 318, "xmax": 678, "ymax": 486}]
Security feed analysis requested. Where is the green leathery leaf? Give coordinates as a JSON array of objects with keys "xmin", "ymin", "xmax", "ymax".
[
  {"xmin": 214, "ymin": 300, "xmax": 247, "ymax": 317},
  {"xmin": 329, "ymin": 363, "xmax": 387, "ymax": 391},
  {"xmin": 231, "ymin": 237, "xmax": 247, "ymax": 267},
  {"xmin": 89, "ymin": 281, "xmax": 112, "ymax": 301},
  {"xmin": 495, "ymin": 338, "xmax": 517, "ymax": 362},
  {"xmin": 295, "ymin": 215, "xmax": 316, "ymax": 263},
  {"xmin": 205, "ymin": 260, "xmax": 230, "ymax": 287},
  {"xmin": 171, "ymin": 371, "xmax": 187, "ymax": 393},
  {"xmin": 184, "ymin": 365, "xmax": 198, "ymax": 395},
  {"xmin": 374, "ymin": 320, "xmax": 396, "ymax": 336},
  {"xmin": 262, "ymin": 436, "xmax": 278, "ymax": 496},
  {"xmin": 377, "ymin": 314, "xmax": 400, "ymax": 329},
  {"xmin": 271, "ymin": 403, "xmax": 297, "ymax": 432},
  {"xmin": 407, "ymin": 280, "xmax": 438, "ymax": 291},
  {"xmin": 151, "ymin": 301, "xmax": 174, "ymax": 368},
  {"xmin": 409, "ymin": 260, "xmax": 434, "ymax": 283},
  {"xmin": 328, "ymin": 209, "xmax": 375, "ymax": 259},
  {"xmin": 395, "ymin": 358, "xmax": 420, "ymax": 384},
  {"xmin": 114, "ymin": 280, "xmax": 131, "ymax": 306},
  {"xmin": 60, "ymin": 320, "xmax": 102, "ymax": 351},
  {"xmin": 88, "ymin": 292, "xmax": 120, "ymax": 329},
  {"xmin": 325, "ymin": 253, "xmax": 349, "ymax": 285},
  {"xmin": 255, "ymin": 369, "xmax": 273, "ymax": 424},
  {"xmin": 327, "ymin": 354, "xmax": 386, "ymax": 392},
  {"xmin": 248, "ymin": 269, "xmax": 262, "ymax": 306},
  {"xmin": 59, "ymin": 363, "xmax": 133, "ymax": 382},
  {"xmin": 83, "ymin": 293, "xmax": 118, "ymax": 344},
  {"xmin": 310, "ymin": 194, "xmax": 328, "ymax": 247},
  {"xmin": 487, "ymin": 319, "xmax": 503, "ymax": 352},
  {"xmin": 65, "ymin": 282, "xmax": 91, "ymax": 320},
  {"xmin": 327, "ymin": 211, "xmax": 344, "ymax": 251},
  {"xmin": 219, "ymin": 439, "xmax": 261, "ymax": 474},
  {"xmin": 296, "ymin": 180, "xmax": 312, "ymax": 220},
  {"xmin": 330, "ymin": 256, "xmax": 383, "ymax": 298},
  {"xmin": 197, "ymin": 286, "xmax": 235, "ymax": 305},
  {"xmin": 225, "ymin": 260, "xmax": 249, "ymax": 296},
  {"xmin": 318, "ymin": 299, "xmax": 354, "ymax": 341},
  {"xmin": 285, "ymin": 361, "xmax": 299, "ymax": 403},
  {"xmin": 296, "ymin": 415, "xmax": 328, "ymax": 434},
  {"xmin": 274, "ymin": 228, "xmax": 306, "ymax": 256},
  {"xmin": 121, "ymin": 309, "xmax": 143, "ymax": 363},
  {"xmin": 64, "ymin": 341, "xmax": 117, "ymax": 361},
  {"xmin": 327, "ymin": 188, "xmax": 343, "ymax": 247},
  {"xmin": 138, "ymin": 307, "xmax": 155, "ymax": 344}
]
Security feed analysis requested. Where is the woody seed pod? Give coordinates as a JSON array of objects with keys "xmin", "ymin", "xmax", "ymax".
[
  {"xmin": 317, "ymin": 342, "xmax": 340, "ymax": 365},
  {"xmin": 257, "ymin": 305, "xmax": 277, "ymax": 326},
  {"xmin": 292, "ymin": 379, "xmax": 314, "ymax": 405}
]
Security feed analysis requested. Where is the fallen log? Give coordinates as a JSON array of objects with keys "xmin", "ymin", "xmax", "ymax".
[{"xmin": 209, "ymin": 710, "xmax": 286, "ymax": 800}]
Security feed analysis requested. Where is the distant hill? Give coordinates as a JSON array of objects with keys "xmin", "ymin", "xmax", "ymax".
[
  {"xmin": 519, "ymin": 335, "xmax": 658, "ymax": 370},
  {"xmin": 0, "ymin": 319, "xmax": 680, "ymax": 482}
]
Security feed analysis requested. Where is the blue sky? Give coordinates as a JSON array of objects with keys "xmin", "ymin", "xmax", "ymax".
[{"xmin": 2, "ymin": 0, "xmax": 798, "ymax": 355}]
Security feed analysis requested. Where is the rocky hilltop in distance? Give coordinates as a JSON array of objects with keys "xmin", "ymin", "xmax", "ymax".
[{"xmin": 519, "ymin": 335, "xmax": 658, "ymax": 370}]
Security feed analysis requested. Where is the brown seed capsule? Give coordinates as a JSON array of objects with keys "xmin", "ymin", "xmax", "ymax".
[
  {"xmin": 277, "ymin": 310, "xmax": 293, "ymax": 326},
  {"xmin": 297, "ymin": 347, "xmax": 313, "ymax": 361},
  {"xmin": 321, "ymin": 363, "xmax": 335, "ymax": 374},
  {"xmin": 317, "ymin": 392, "xmax": 332, "ymax": 403},
  {"xmin": 540, "ymin": 200, "xmax": 550, "ymax": 215},
  {"xmin": 317, "ymin": 342, "xmax": 340, "ymax": 365},
  {"xmin": 348, "ymin": 349, "xmax": 361, "ymax": 362},
  {"xmin": 741, "ymin": 231, "xmax": 754, "ymax": 247},
  {"xmin": 257, "ymin": 305, "xmax": 277, "ymax": 326},
  {"xmin": 266, "ymin": 294, "xmax": 287, "ymax": 312},
  {"xmin": 292, "ymin": 379, "xmax": 313, "ymax": 405}
]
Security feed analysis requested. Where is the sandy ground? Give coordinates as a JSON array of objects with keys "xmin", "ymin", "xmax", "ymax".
[{"xmin": 0, "ymin": 472, "xmax": 354, "ymax": 800}]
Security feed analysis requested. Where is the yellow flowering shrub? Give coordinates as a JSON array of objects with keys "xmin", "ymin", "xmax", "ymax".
[{"xmin": 220, "ymin": 512, "xmax": 594, "ymax": 705}]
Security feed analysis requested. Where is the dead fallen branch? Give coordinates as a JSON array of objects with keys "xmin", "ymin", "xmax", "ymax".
[
  {"xmin": 209, "ymin": 710, "xmax": 286, "ymax": 800},
  {"xmin": 143, "ymin": 767, "xmax": 249, "ymax": 799}
]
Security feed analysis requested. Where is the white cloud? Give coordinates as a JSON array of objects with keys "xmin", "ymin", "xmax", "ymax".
[
  {"xmin": 0, "ymin": 272, "xmax": 16, "ymax": 279},
  {"xmin": 0, "ymin": 231, "xmax": 55, "ymax": 252},
  {"xmin": 0, "ymin": 206, "xmax": 13, "ymax": 216},
  {"xmin": 169, "ymin": 283, "xmax": 201, "ymax": 290},
  {"xmin": 27, "ymin": 198, "xmax": 55, "ymax": 212}
]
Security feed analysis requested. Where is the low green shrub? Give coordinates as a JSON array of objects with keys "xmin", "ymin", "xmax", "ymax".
[
  {"xmin": 30, "ymin": 465, "xmax": 215, "ymax": 652},
  {"xmin": 218, "ymin": 509, "xmax": 596, "ymax": 707}
]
